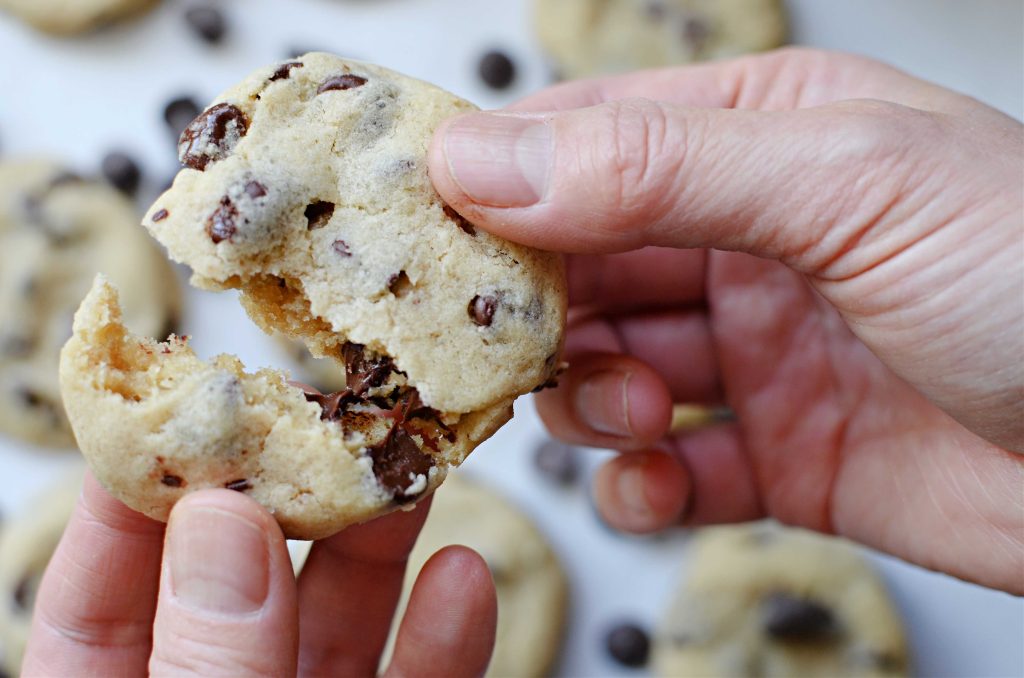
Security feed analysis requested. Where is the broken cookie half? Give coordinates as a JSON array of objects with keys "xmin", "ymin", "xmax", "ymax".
[{"xmin": 60, "ymin": 278, "xmax": 515, "ymax": 539}]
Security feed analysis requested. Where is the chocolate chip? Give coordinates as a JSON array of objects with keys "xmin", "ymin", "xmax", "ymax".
[
  {"xmin": 388, "ymin": 271, "xmax": 411, "ymax": 297},
  {"xmin": 178, "ymin": 103, "xmax": 249, "ymax": 171},
  {"xmin": 605, "ymin": 623, "xmax": 650, "ymax": 667},
  {"xmin": 681, "ymin": 15, "xmax": 711, "ymax": 49},
  {"xmin": 224, "ymin": 478, "xmax": 252, "ymax": 492},
  {"xmin": 13, "ymin": 576, "xmax": 32, "ymax": 611},
  {"xmin": 244, "ymin": 180, "xmax": 267, "ymax": 198},
  {"xmin": 304, "ymin": 200, "xmax": 335, "ymax": 229},
  {"xmin": 101, "ymin": 151, "xmax": 141, "ymax": 195},
  {"xmin": 152, "ymin": 208, "xmax": 169, "ymax": 222},
  {"xmin": 762, "ymin": 592, "xmax": 837, "ymax": 642},
  {"xmin": 304, "ymin": 389, "xmax": 356, "ymax": 421},
  {"xmin": 343, "ymin": 343, "xmax": 394, "ymax": 396},
  {"xmin": 533, "ymin": 439, "xmax": 579, "ymax": 485},
  {"xmin": 368, "ymin": 426, "xmax": 433, "ymax": 501},
  {"xmin": 317, "ymin": 74, "xmax": 368, "ymax": 94},
  {"xmin": 645, "ymin": 0, "xmax": 667, "ymax": 20},
  {"xmin": 161, "ymin": 474, "xmax": 184, "ymax": 488},
  {"xmin": 163, "ymin": 96, "xmax": 202, "ymax": 136},
  {"xmin": 184, "ymin": 5, "xmax": 226, "ymax": 44},
  {"xmin": 442, "ymin": 204, "xmax": 475, "ymax": 236},
  {"xmin": 270, "ymin": 61, "xmax": 304, "ymax": 81},
  {"xmin": 478, "ymin": 50, "xmax": 516, "ymax": 90},
  {"xmin": 206, "ymin": 196, "xmax": 238, "ymax": 243},
  {"xmin": 332, "ymin": 239, "xmax": 351, "ymax": 256},
  {"xmin": 468, "ymin": 295, "xmax": 497, "ymax": 327}
]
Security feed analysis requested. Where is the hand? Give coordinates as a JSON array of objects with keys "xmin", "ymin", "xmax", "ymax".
[
  {"xmin": 427, "ymin": 48, "xmax": 1024, "ymax": 593},
  {"xmin": 21, "ymin": 473, "xmax": 496, "ymax": 676}
]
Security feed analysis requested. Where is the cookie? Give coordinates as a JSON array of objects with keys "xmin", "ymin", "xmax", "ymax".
[
  {"xmin": 653, "ymin": 523, "xmax": 909, "ymax": 677},
  {"xmin": 0, "ymin": 0, "xmax": 159, "ymax": 35},
  {"xmin": 0, "ymin": 469, "xmax": 83, "ymax": 677},
  {"xmin": 381, "ymin": 475, "xmax": 569, "ymax": 677},
  {"xmin": 0, "ymin": 159, "xmax": 181, "ymax": 448},
  {"xmin": 535, "ymin": 0, "xmax": 787, "ymax": 79}
]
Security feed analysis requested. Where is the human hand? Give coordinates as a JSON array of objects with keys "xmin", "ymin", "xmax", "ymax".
[
  {"xmin": 21, "ymin": 473, "xmax": 496, "ymax": 676},
  {"xmin": 427, "ymin": 48, "xmax": 1023, "ymax": 593}
]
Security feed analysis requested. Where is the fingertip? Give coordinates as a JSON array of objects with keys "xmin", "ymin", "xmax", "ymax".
[{"xmin": 593, "ymin": 450, "xmax": 690, "ymax": 534}]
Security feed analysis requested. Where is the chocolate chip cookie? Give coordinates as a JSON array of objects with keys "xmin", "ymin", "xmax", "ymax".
[
  {"xmin": 0, "ymin": 159, "xmax": 181, "ymax": 448},
  {"xmin": 381, "ymin": 475, "xmax": 569, "ymax": 677},
  {"xmin": 535, "ymin": 0, "xmax": 787, "ymax": 79},
  {"xmin": 653, "ymin": 523, "xmax": 909, "ymax": 677},
  {"xmin": 60, "ymin": 54, "xmax": 566, "ymax": 539},
  {"xmin": 0, "ymin": 0, "xmax": 159, "ymax": 34},
  {"xmin": 0, "ymin": 469, "xmax": 83, "ymax": 676}
]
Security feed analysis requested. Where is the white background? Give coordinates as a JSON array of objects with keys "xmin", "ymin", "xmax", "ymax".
[{"xmin": 0, "ymin": 1, "xmax": 1022, "ymax": 676}]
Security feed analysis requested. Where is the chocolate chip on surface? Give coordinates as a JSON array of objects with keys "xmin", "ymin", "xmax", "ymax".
[
  {"xmin": 161, "ymin": 474, "xmax": 184, "ymax": 488},
  {"xmin": 244, "ymin": 180, "xmax": 267, "ymax": 198},
  {"xmin": 442, "ymin": 204, "xmax": 475, "ymax": 236},
  {"xmin": 101, "ymin": 151, "xmax": 142, "ymax": 195},
  {"xmin": 224, "ymin": 478, "xmax": 252, "ymax": 492},
  {"xmin": 343, "ymin": 343, "xmax": 394, "ymax": 396},
  {"xmin": 388, "ymin": 270, "xmax": 411, "ymax": 297},
  {"xmin": 304, "ymin": 389, "xmax": 356, "ymax": 421},
  {"xmin": 178, "ymin": 103, "xmax": 249, "ymax": 171},
  {"xmin": 317, "ymin": 74, "xmax": 368, "ymax": 94},
  {"xmin": 152, "ymin": 208, "xmax": 169, "ymax": 222},
  {"xmin": 304, "ymin": 200, "xmax": 335, "ymax": 229},
  {"xmin": 368, "ymin": 425, "xmax": 434, "ymax": 501},
  {"xmin": 478, "ymin": 50, "xmax": 517, "ymax": 90},
  {"xmin": 184, "ymin": 5, "xmax": 227, "ymax": 44},
  {"xmin": 206, "ymin": 196, "xmax": 238, "ymax": 243},
  {"xmin": 468, "ymin": 295, "xmax": 497, "ymax": 326},
  {"xmin": 762, "ymin": 592, "xmax": 837, "ymax": 642},
  {"xmin": 332, "ymin": 239, "xmax": 351, "ymax": 256},
  {"xmin": 606, "ymin": 622, "xmax": 651, "ymax": 667},
  {"xmin": 269, "ymin": 61, "xmax": 304, "ymax": 81},
  {"xmin": 533, "ymin": 439, "xmax": 579, "ymax": 485},
  {"xmin": 163, "ymin": 96, "xmax": 202, "ymax": 137}
]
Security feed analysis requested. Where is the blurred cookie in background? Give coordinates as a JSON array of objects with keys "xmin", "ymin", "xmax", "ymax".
[
  {"xmin": 0, "ymin": 0, "xmax": 159, "ymax": 35},
  {"xmin": 535, "ymin": 0, "xmax": 787, "ymax": 80},
  {"xmin": 653, "ymin": 523, "xmax": 909, "ymax": 677},
  {"xmin": 0, "ymin": 468, "xmax": 83, "ymax": 677},
  {"xmin": 0, "ymin": 159, "xmax": 181, "ymax": 448},
  {"xmin": 382, "ymin": 474, "xmax": 569, "ymax": 677}
]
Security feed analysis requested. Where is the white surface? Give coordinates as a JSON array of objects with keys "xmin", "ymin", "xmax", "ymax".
[{"xmin": 0, "ymin": 1, "xmax": 1022, "ymax": 677}]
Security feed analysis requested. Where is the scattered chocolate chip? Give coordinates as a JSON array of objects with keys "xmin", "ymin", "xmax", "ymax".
[
  {"xmin": 606, "ymin": 623, "xmax": 650, "ymax": 667},
  {"xmin": 178, "ymin": 103, "xmax": 249, "ymax": 171},
  {"xmin": 100, "ymin": 151, "xmax": 141, "ymax": 195},
  {"xmin": 17, "ymin": 388, "xmax": 43, "ymax": 408},
  {"xmin": 305, "ymin": 389, "xmax": 356, "ymax": 421},
  {"xmin": 533, "ymin": 439, "xmax": 579, "ymax": 485},
  {"xmin": 13, "ymin": 576, "xmax": 32, "ymax": 611},
  {"xmin": 478, "ymin": 50, "xmax": 517, "ymax": 90},
  {"xmin": 184, "ymin": 5, "xmax": 226, "ymax": 44},
  {"xmin": 762, "ymin": 592, "xmax": 837, "ymax": 642},
  {"xmin": 343, "ymin": 343, "xmax": 394, "ymax": 396},
  {"xmin": 163, "ymin": 96, "xmax": 202, "ymax": 137},
  {"xmin": 468, "ymin": 295, "xmax": 497, "ymax": 327},
  {"xmin": 304, "ymin": 200, "xmax": 335, "ymax": 229},
  {"xmin": 161, "ymin": 474, "xmax": 184, "ymax": 488},
  {"xmin": 244, "ymin": 180, "xmax": 267, "ymax": 198},
  {"xmin": 369, "ymin": 425, "xmax": 434, "ymax": 501},
  {"xmin": 152, "ymin": 208, "xmax": 169, "ymax": 222},
  {"xmin": 388, "ymin": 270, "xmax": 411, "ymax": 296},
  {"xmin": 442, "ymin": 204, "xmax": 475, "ymax": 236},
  {"xmin": 317, "ymin": 74, "xmax": 368, "ymax": 94},
  {"xmin": 206, "ymin": 196, "xmax": 238, "ymax": 243},
  {"xmin": 681, "ymin": 15, "xmax": 711, "ymax": 49},
  {"xmin": 224, "ymin": 478, "xmax": 252, "ymax": 492},
  {"xmin": 332, "ymin": 239, "xmax": 351, "ymax": 256},
  {"xmin": 270, "ymin": 61, "xmax": 304, "ymax": 81}
]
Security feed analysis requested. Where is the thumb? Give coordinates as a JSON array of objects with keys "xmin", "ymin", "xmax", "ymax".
[{"xmin": 428, "ymin": 98, "xmax": 926, "ymax": 272}]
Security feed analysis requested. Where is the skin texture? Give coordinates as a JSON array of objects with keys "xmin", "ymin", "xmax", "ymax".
[
  {"xmin": 427, "ymin": 47, "xmax": 1024, "ymax": 594},
  {"xmin": 20, "ymin": 473, "xmax": 497, "ymax": 677}
]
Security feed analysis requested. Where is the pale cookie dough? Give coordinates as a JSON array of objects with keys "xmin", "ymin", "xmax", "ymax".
[
  {"xmin": 60, "ymin": 278, "xmax": 518, "ymax": 540},
  {"xmin": 535, "ymin": 0, "xmax": 787, "ymax": 79},
  {"xmin": 0, "ymin": 0, "xmax": 159, "ymax": 35},
  {"xmin": 0, "ymin": 469, "xmax": 83, "ymax": 677},
  {"xmin": 653, "ymin": 523, "xmax": 909, "ymax": 677},
  {"xmin": 381, "ymin": 475, "xmax": 569, "ymax": 678},
  {"xmin": 0, "ymin": 159, "xmax": 180, "ymax": 448}
]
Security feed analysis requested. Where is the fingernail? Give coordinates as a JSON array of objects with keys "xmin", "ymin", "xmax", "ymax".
[
  {"xmin": 169, "ymin": 506, "xmax": 269, "ymax": 615},
  {"xmin": 443, "ymin": 112, "xmax": 551, "ymax": 207},
  {"xmin": 576, "ymin": 370, "xmax": 633, "ymax": 437},
  {"xmin": 616, "ymin": 460, "xmax": 651, "ymax": 516}
]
